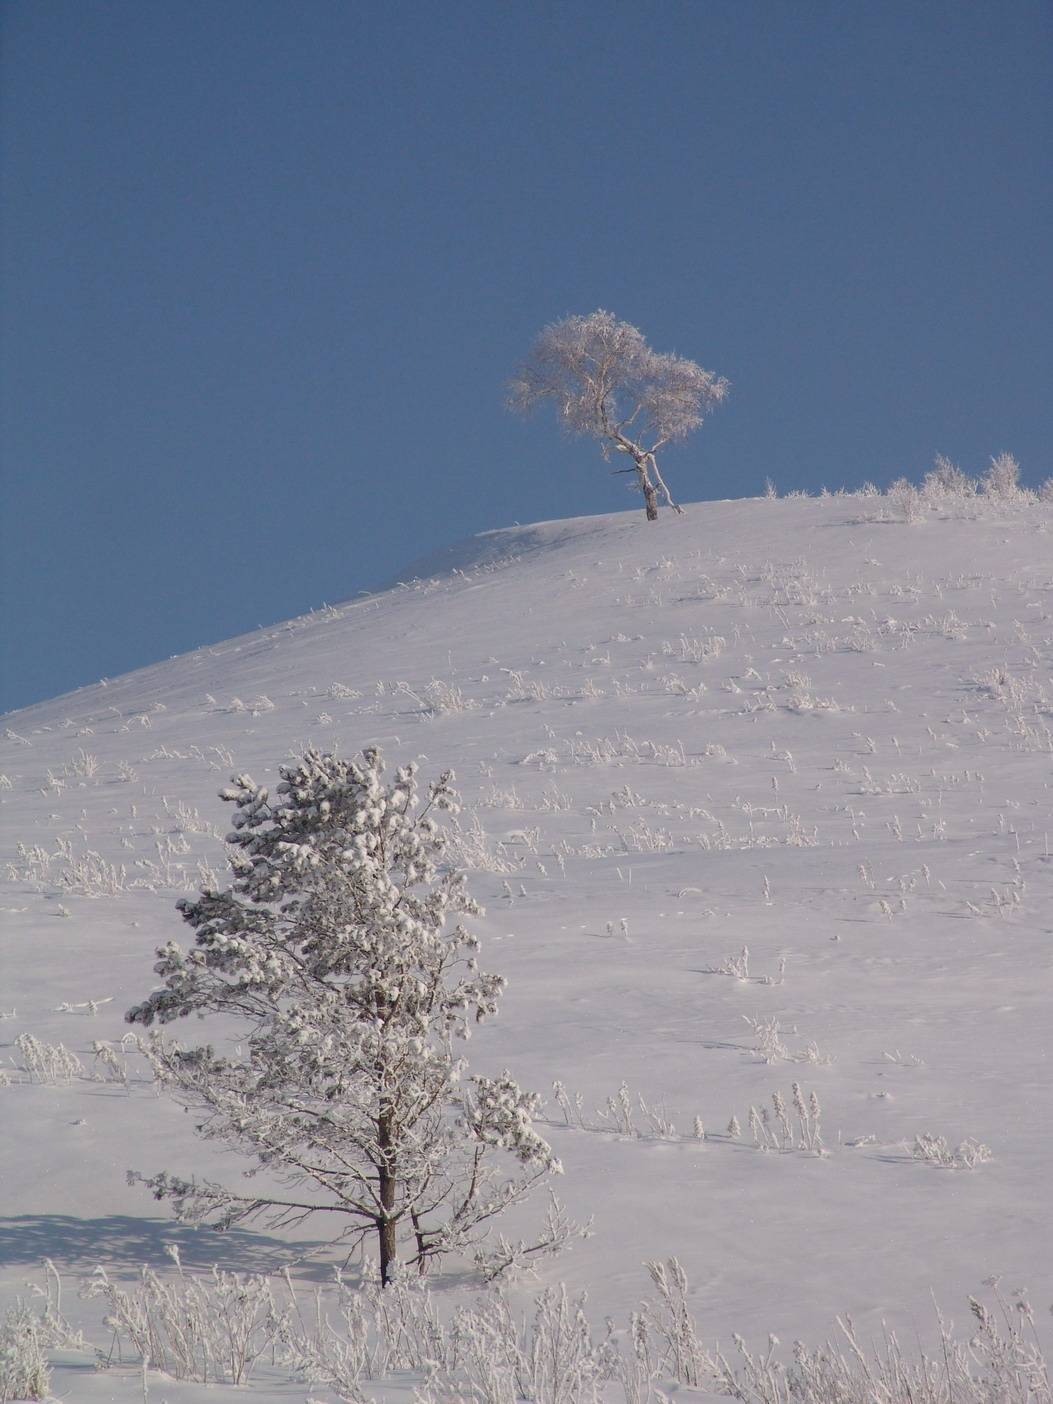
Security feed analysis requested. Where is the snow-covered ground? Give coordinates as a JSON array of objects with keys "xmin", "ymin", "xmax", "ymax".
[{"xmin": 3, "ymin": 491, "xmax": 1053, "ymax": 1400}]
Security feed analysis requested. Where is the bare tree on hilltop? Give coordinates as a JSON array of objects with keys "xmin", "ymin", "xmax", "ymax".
[{"xmin": 508, "ymin": 309, "xmax": 729, "ymax": 520}]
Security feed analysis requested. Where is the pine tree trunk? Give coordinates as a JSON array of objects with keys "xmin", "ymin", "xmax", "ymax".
[
  {"xmin": 378, "ymin": 1209, "xmax": 397, "ymax": 1286},
  {"xmin": 377, "ymin": 1105, "xmax": 398, "ymax": 1286}
]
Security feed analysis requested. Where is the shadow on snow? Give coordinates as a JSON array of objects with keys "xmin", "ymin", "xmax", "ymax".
[{"xmin": 0, "ymin": 1213, "xmax": 337, "ymax": 1279}]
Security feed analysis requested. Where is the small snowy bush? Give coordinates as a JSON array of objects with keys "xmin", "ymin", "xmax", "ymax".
[
  {"xmin": 15, "ymin": 1034, "xmax": 83, "ymax": 1085},
  {"xmin": 887, "ymin": 478, "xmax": 926, "ymax": 524},
  {"xmin": 0, "ymin": 1304, "xmax": 51, "ymax": 1402},
  {"xmin": 980, "ymin": 451, "xmax": 1027, "ymax": 501},
  {"xmin": 923, "ymin": 452, "xmax": 977, "ymax": 500},
  {"xmin": 84, "ymin": 1260, "xmax": 283, "ymax": 1385},
  {"xmin": 709, "ymin": 1283, "xmax": 1049, "ymax": 1403},
  {"xmin": 912, "ymin": 1132, "xmax": 992, "ymax": 1169},
  {"xmin": 0, "ymin": 1263, "xmax": 84, "ymax": 1403}
]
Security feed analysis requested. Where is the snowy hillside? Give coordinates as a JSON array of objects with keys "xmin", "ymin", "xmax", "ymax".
[{"xmin": 3, "ymin": 490, "xmax": 1053, "ymax": 1401}]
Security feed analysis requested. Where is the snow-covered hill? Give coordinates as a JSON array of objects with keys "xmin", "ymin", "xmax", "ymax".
[{"xmin": 3, "ymin": 492, "xmax": 1053, "ymax": 1400}]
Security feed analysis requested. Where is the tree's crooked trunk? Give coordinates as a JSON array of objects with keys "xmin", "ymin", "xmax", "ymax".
[
  {"xmin": 634, "ymin": 455, "xmax": 660, "ymax": 520},
  {"xmin": 629, "ymin": 448, "xmax": 682, "ymax": 520},
  {"xmin": 647, "ymin": 452, "xmax": 684, "ymax": 515}
]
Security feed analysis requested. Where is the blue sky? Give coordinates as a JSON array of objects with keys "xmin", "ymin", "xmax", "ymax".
[{"xmin": 2, "ymin": 0, "xmax": 1050, "ymax": 714}]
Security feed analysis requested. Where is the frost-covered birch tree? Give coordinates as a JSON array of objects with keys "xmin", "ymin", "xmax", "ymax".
[
  {"xmin": 126, "ymin": 747, "xmax": 558, "ymax": 1285},
  {"xmin": 508, "ymin": 309, "xmax": 729, "ymax": 520}
]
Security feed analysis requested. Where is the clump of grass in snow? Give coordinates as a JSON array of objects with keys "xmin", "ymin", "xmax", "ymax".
[{"xmin": 14, "ymin": 1034, "xmax": 83, "ymax": 1085}]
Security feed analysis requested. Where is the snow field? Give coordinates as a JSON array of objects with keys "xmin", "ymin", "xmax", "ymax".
[{"xmin": 3, "ymin": 489, "xmax": 1053, "ymax": 1399}]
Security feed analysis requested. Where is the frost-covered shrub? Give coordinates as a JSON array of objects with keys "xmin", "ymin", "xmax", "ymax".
[
  {"xmin": 83, "ymin": 1261, "xmax": 283, "ymax": 1385},
  {"xmin": 161, "ymin": 797, "xmax": 219, "ymax": 836},
  {"xmin": 502, "ymin": 669, "xmax": 550, "ymax": 703},
  {"xmin": 0, "ymin": 1262, "xmax": 84, "ymax": 1403},
  {"xmin": 912, "ymin": 1133, "xmax": 992, "ymax": 1169},
  {"xmin": 633, "ymin": 1263, "xmax": 1053, "ymax": 1404},
  {"xmin": 980, "ymin": 451, "xmax": 1027, "ymax": 501},
  {"xmin": 0, "ymin": 1305, "xmax": 51, "ymax": 1402},
  {"xmin": 972, "ymin": 665, "xmax": 1031, "ymax": 707},
  {"xmin": 663, "ymin": 633, "xmax": 725, "ymax": 664},
  {"xmin": 279, "ymin": 1271, "xmax": 622, "ymax": 1403},
  {"xmin": 7, "ymin": 837, "xmax": 129, "ymax": 896},
  {"xmin": 923, "ymin": 453, "xmax": 976, "ymax": 500},
  {"xmin": 61, "ymin": 846, "xmax": 127, "ymax": 896},
  {"xmin": 443, "ymin": 814, "xmax": 521, "ymax": 874},
  {"xmin": 709, "ymin": 1283, "xmax": 1049, "ymax": 1403},
  {"xmin": 15, "ymin": 1034, "xmax": 83, "ymax": 1085},
  {"xmin": 222, "ymin": 694, "xmax": 275, "ymax": 716},
  {"xmin": 396, "ymin": 679, "xmax": 478, "ymax": 716},
  {"xmin": 126, "ymin": 747, "xmax": 560, "ymax": 1285},
  {"xmin": 90, "ymin": 1034, "xmax": 143, "ymax": 1085},
  {"xmin": 642, "ymin": 1258, "xmax": 710, "ymax": 1388},
  {"xmin": 739, "ymin": 1085, "xmax": 825, "ymax": 1154},
  {"xmin": 880, "ymin": 455, "xmax": 1042, "ymax": 521},
  {"xmin": 887, "ymin": 477, "xmax": 926, "ymax": 524},
  {"xmin": 62, "ymin": 747, "xmax": 99, "ymax": 779},
  {"xmin": 7, "ymin": 1258, "xmax": 1050, "ymax": 1404}
]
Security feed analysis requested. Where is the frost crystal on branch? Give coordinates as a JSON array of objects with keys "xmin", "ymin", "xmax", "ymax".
[{"xmin": 126, "ymin": 747, "xmax": 560, "ymax": 1285}]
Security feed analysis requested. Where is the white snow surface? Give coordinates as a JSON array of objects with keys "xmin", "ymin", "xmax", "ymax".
[{"xmin": 3, "ymin": 493, "xmax": 1053, "ymax": 1397}]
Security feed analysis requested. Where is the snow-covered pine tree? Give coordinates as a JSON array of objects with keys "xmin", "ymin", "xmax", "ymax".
[{"xmin": 126, "ymin": 747, "xmax": 559, "ymax": 1285}]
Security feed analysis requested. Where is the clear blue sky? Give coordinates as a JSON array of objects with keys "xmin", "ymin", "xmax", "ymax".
[{"xmin": 2, "ymin": 0, "xmax": 1050, "ymax": 715}]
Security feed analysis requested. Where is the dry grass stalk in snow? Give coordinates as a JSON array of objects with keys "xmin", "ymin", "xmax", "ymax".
[
  {"xmin": 14, "ymin": 1033, "xmax": 83, "ymax": 1085},
  {"xmin": 84, "ymin": 1259, "xmax": 282, "ymax": 1386}
]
